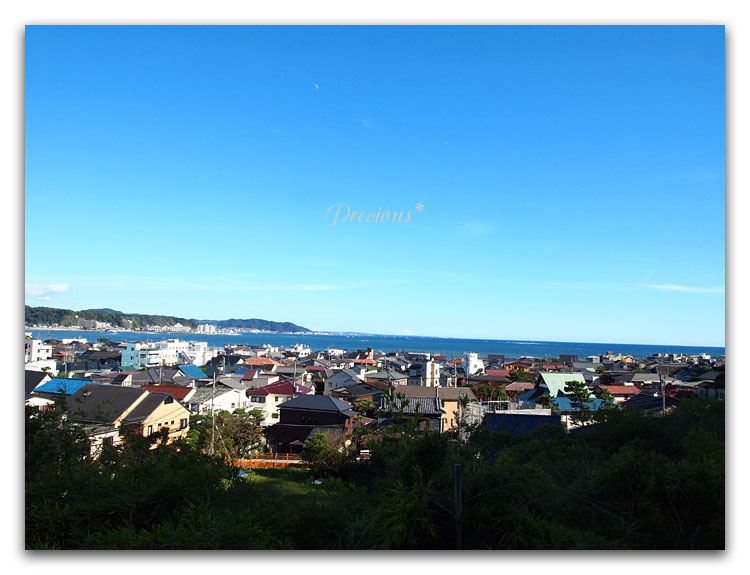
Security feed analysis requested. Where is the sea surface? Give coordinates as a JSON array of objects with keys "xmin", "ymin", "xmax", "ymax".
[{"xmin": 27, "ymin": 329, "xmax": 726, "ymax": 360}]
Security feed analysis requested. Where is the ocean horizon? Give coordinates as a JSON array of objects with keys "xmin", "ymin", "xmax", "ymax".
[{"xmin": 27, "ymin": 328, "xmax": 726, "ymax": 360}]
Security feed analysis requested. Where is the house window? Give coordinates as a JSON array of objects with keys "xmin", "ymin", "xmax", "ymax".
[
  {"xmin": 180, "ymin": 418, "xmax": 187, "ymax": 429},
  {"xmin": 103, "ymin": 436, "xmax": 114, "ymax": 446},
  {"xmin": 164, "ymin": 396, "xmax": 173, "ymax": 404},
  {"xmin": 272, "ymin": 413, "xmax": 279, "ymax": 419},
  {"xmin": 147, "ymin": 425, "xmax": 153, "ymax": 435}
]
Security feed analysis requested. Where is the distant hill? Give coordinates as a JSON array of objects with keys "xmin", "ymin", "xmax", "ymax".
[{"xmin": 24, "ymin": 305, "xmax": 311, "ymax": 333}]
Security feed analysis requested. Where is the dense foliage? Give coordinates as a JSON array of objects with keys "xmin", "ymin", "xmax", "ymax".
[
  {"xmin": 24, "ymin": 305, "xmax": 311, "ymax": 332},
  {"xmin": 25, "ymin": 398, "xmax": 724, "ymax": 550}
]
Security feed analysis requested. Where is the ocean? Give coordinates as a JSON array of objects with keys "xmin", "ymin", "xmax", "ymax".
[{"xmin": 27, "ymin": 329, "xmax": 726, "ymax": 360}]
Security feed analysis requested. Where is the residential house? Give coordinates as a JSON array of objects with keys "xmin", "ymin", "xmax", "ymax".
[
  {"xmin": 265, "ymin": 395, "xmax": 358, "ymax": 453},
  {"xmin": 504, "ymin": 359, "xmax": 533, "ymax": 373},
  {"xmin": 247, "ymin": 380, "xmax": 314, "ymax": 425},
  {"xmin": 330, "ymin": 383, "xmax": 385, "ymax": 406},
  {"xmin": 378, "ymin": 393, "xmax": 444, "ymax": 432},
  {"xmin": 362, "ymin": 369, "xmax": 408, "ymax": 387},
  {"xmin": 25, "ymin": 338, "xmax": 53, "ymax": 364},
  {"xmin": 323, "ymin": 368, "xmax": 365, "ymax": 395},
  {"xmin": 31, "ymin": 377, "xmax": 95, "ymax": 401},
  {"xmin": 592, "ymin": 384, "xmax": 642, "ymax": 403},
  {"xmin": 388, "ymin": 385, "xmax": 477, "ymax": 432},
  {"xmin": 25, "ymin": 370, "xmax": 53, "ymax": 410},
  {"xmin": 139, "ymin": 384, "xmax": 196, "ymax": 404},
  {"xmin": 532, "ymin": 372, "xmax": 588, "ymax": 399},
  {"xmin": 67, "ymin": 384, "xmax": 191, "ymax": 451},
  {"xmin": 697, "ymin": 372, "xmax": 725, "ymax": 400},
  {"xmin": 187, "ymin": 385, "xmax": 248, "ymax": 414},
  {"xmin": 243, "ymin": 357, "xmax": 284, "ymax": 372}
]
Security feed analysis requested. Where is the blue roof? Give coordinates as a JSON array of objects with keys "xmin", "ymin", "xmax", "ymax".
[
  {"xmin": 235, "ymin": 368, "xmax": 247, "ymax": 375},
  {"xmin": 482, "ymin": 412, "xmax": 562, "ymax": 435},
  {"xmin": 552, "ymin": 397, "xmax": 606, "ymax": 412},
  {"xmin": 177, "ymin": 365, "xmax": 207, "ymax": 379},
  {"xmin": 33, "ymin": 377, "xmax": 94, "ymax": 396},
  {"xmin": 517, "ymin": 388, "xmax": 537, "ymax": 402}
]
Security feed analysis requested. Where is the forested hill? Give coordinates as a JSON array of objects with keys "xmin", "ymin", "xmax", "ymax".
[{"xmin": 24, "ymin": 306, "xmax": 311, "ymax": 333}]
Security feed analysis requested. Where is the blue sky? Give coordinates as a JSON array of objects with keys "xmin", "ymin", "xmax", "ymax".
[{"xmin": 24, "ymin": 25, "xmax": 725, "ymax": 346}]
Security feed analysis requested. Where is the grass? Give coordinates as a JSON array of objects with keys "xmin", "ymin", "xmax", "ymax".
[{"xmin": 246, "ymin": 467, "xmax": 316, "ymax": 499}]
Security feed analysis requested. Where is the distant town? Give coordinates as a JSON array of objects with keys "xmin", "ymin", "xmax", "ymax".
[{"xmin": 25, "ymin": 327, "xmax": 725, "ymax": 450}]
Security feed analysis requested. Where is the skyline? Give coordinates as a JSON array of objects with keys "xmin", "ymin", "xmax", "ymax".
[{"xmin": 25, "ymin": 25, "xmax": 725, "ymax": 346}]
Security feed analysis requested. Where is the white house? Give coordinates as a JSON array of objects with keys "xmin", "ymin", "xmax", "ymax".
[
  {"xmin": 187, "ymin": 386, "xmax": 249, "ymax": 414},
  {"xmin": 463, "ymin": 352, "xmax": 485, "ymax": 377},
  {"xmin": 25, "ymin": 338, "xmax": 53, "ymax": 364},
  {"xmin": 121, "ymin": 339, "xmax": 220, "ymax": 369}
]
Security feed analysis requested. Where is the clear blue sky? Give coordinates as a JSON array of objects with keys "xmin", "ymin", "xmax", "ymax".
[{"xmin": 25, "ymin": 25, "xmax": 725, "ymax": 346}]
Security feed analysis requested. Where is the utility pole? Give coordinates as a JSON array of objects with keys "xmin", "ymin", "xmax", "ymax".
[{"xmin": 660, "ymin": 367, "xmax": 666, "ymax": 416}]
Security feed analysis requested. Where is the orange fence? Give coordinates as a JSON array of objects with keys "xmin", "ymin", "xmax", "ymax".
[{"xmin": 232, "ymin": 453, "xmax": 308, "ymax": 469}]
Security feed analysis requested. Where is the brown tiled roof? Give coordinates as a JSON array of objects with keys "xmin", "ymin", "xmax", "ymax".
[{"xmin": 391, "ymin": 385, "xmax": 476, "ymax": 402}]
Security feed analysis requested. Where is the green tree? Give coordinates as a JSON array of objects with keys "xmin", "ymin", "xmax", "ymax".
[
  {"xmin": 189, "ymin": 409, "xmax": 264, "ymax": 461},
  {"xmin": 536, "ymin": 393, "xmax": 554, "ymax": 409},
  {"xmin": 379, "ymin": 388, "xmax": 411, "ymax": 425},
  {"xmin": 564, "ymin": 379, "xmax": 594, "ymax": 426},
  {"xmin": 353, "ymin": 397, "xmax": 376, "ymax": 417},
  {"xmin": 509, "ymin": 370, "xmax": 535, "ymax": 382},
  {"xmin": 596, "ymin": 388, "xmax": 617, "ymax": 409},
  {"xmin": 301, "ymin": 430, "xmax": 354, "ymax": 477}
]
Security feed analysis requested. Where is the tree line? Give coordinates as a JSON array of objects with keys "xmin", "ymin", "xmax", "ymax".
[{"xmin": 26, "ymin": 396, "xmax": 724, "ymax": 549}]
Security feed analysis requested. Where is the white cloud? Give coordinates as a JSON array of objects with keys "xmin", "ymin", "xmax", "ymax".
[
  {"xmin": 25, "ymin": 283, "xmax": 69, "ymax": 300},
  {"xmin": 645, "ymin": 284, "xmax": 724, "ymax": 294}
]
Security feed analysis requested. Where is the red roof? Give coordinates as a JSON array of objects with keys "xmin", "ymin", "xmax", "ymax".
[
  {"xmin": 139, "ymin": 385, "xmax": 194, "ymax": 401},
  {"xmin": 434, "ymin": 355, "xmax": 446, "ymax": 361},
  {"xmin": 354, "ymin": 359, "xmax": 376, "ymax": 365},
  {"xmin": 244, "ymin": 357, "xmax": 284, "ymax": 367},
  {"xmin": 307, "ymin": 365, "xmax": 326, "ymax": 371},
  {"xmin": 542, "ymin": 364, "xmax": 564, "ymax": 370},
  {"xmin": 362, "ymin": 380, "xmax": 390, "ymax": 391},
  {"xmin": 241, "ymin": 369, "xmax": 259, "ymax": 381},
  {"xmin": 249, "ymin": 380, "xmax": 313, "ymax": 397},
  {"xmin": 598, "ymin": 385, "xmax": 641, "ymax": 396},
  {"xmin": 486, "ymin": 369, "xmax": 511, "ymax": 378},
  {"xmin": 506, "ymin": 382, "xmax": 535, "ymax": 393}
]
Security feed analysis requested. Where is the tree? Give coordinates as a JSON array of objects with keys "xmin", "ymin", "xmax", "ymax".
[
  {"xmin": 379, "ymin": 388, "xmax": 411, "ymax": 425},
  {"xmin": 536, "ymin": 393, "xmax": 554, "ymax": 409},
  {"xmin": 564, "ymin": 379, "xmax": 594, "ymax": 427},
  {"xmin": 509, "ymin": 370, "xmax": 535, "ymax": 383},
  {"xmin": 353, "ymin": 397, "xmax": 376, "ymax": 417},
  {"xmin": 301, "ymin": 429, "xmax": 354, "ymax": 477},
  {"xmin": 596, "ymin": 388, "xmax": 617, "ymax": 409},
  {"xmin": 189, "ymin": 409, "xmax": 264, "ymax": 461}
]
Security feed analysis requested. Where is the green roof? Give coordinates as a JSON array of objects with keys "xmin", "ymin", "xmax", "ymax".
[{"xmin": 538, "ymin": 373, "xmax": 587, "ymax": 397}]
